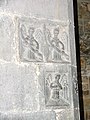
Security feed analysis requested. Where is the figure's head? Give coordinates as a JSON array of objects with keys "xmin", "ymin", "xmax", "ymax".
[
  {"xmin": 54, "ymin": 28, "xmax": 59, "ymax": 37},
  {"xmin": 55, "ymin": 74, "xmax": 60, "ymax": 81},
  {"xmin": 28, "ymin": 27, "xmax": 35, "ymax": 36}
]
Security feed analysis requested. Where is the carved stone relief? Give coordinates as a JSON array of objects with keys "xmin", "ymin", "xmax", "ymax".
[
  {"xmin": 44, "ymin": 65, "xmax": 71, "ymax": 107},
  {"xmin": 19, "ymin": 18, "xmax": 70, "ymax": 63}
]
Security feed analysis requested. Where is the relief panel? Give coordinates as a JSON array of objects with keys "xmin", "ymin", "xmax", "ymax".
[
  {"xmin": 18, "ymin": 17, "xmax": 70, "ymax": 63},
  {"xmin": 44, "ymin": 65, "xmax": 71, "ymax": 107},
  {"xmin": 19, "ymin": 18, "xmax": 44, "ymax": 62}
]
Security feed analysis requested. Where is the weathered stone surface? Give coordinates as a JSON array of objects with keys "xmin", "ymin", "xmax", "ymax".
[
  {"xmin": 18, "ymin": 17, "xmax": 70, "ymax": 63},
  {"xmin": 69, "ymin": 23, "xmax": 77, "ymax": 66},
  {"xmin": 0, "ymin": 0, "xmax": 80, "ymax": 120},
  {"xmin": 38, "ymin": 64, "xmax": 72, "ymax": 109},
  {"xmin": 0, "ymin": 111, "xmax": 56, "ymax": 120},
  {"xmin": 0, "ymin": 63, "xmax": 38, "ymax": 111},
  {"xmin": 0, "ymin": 15, "xmax": 15, "ymax": 61},
  {"xmin": 0, "ymin": 0, "xmax": 6, "ymax": 7},
  {"xmin": 56, "ymin": 109, "xmax": 74, "ymax": 120},
  {"xmin": 3, "ymin": 0, "xmax": 68, "ymax": 21},
  {"xmin": 71, "ymin": 67, "xmax": 80, "ymax": 109},
  {"xmin": 74, "ymin": 108, "xmax": 80, "ymax": 120}
]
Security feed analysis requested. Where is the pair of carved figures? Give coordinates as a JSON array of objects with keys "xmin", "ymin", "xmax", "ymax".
[{"xmin": 20, "ymin": 24, "xmax": 69, "ymax": 62}]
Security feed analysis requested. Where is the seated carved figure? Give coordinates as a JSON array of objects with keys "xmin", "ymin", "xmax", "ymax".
[
  {"xmin": 51, "ymin": 28, "xmax": 64, "ymax": 60},
  {"xmin": 50, "ymin": 74, "xmax": 62, "ymax": 100},
  {"xmin": 21, "ymin": 25, "xmax": 43, "ymax": 61},
  {"xmin": 45, "ymin": 26, "xmax": 69, "ymax": 62}
]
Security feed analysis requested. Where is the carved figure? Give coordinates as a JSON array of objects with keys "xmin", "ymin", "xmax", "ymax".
[
  {"xmin": 46, "ymin": 72, "xmax": 70, "ymax": 106},
  {"xmin": 44, "ymin": 26, "xmax": 69, "ymax": 61},
  {"xmin": 21, "ymin": 24, "xmax": 43, "ymax": 61},
  {"xmin": 50, "ymin": 74, "xmax": 62, "ymax": 100}
]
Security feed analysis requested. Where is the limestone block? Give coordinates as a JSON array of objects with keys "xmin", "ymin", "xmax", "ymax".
[
  {"xmin": 71, "ymin": 67, "xmax": 80, "ymax": 109},
  {"xmin": 68, "ymin": 0, "xmax": 74, "ymax": 24},
  {"xmin": 0, "ymin": 15, "xmax": 15, "ymax": 62},
  {"xmin": 38, "ymin": 64, "xmax": 72, "ymax": 110},
  {"xmin": 69, "ymin": 23, "xmax": 77, "ymax": 66},
  {"xmin": 0, "ymin": 63, "xmax": 38, "ymax": 111},
  {"xmin": 0, "ymin": 0, "xmax": 80, "ymax": 120},
  {"xmin": 56, "ymin": 109, "xmax": 75, "ymax": 120},
  {"xmin": 74, "ymin": 108, "xmax": 80, "ymax": 120},
  {"xmin": 3, "ymin": 0, "xmax": 68, "ymax": 21},
  {"xmin": 0, "ymin": 111, "xmax": 56, "ymax": 120},
  {"xmin": 18, "ymin": 17, "xmax": 71, "ymax": 63}
]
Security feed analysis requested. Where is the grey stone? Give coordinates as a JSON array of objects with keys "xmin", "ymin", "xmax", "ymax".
[
  {"xmin": 0, "ymin": 63, "xmax": 38, "ymax": 111},
  {"xmin": 3, "ymin": 0, "xmax": 68, "ymax": 21},
  {"xmin": 0, "ymin": 0, "xmax": 8, "ymax": 7},
  {"xmin": 71, "ymin": 67, "xmax": 80, "ymax": 109},
  {"xmin": 0, "ymin": 0, "xmax": 80, "ymax": 120},
  {"xmin": 68, "ymin": 0, "xmax": 74, "ymax": 24},
  {"xmin": 18, "ymin": 17, "xmax": 70, "ymax": 63},
  {"xmin": 69, "ymin": 23, "xmax": 77, "ymax": 66},
  {"xmin": 56, "ymin": 109, "xmax": 74, "ymax": 120},
  {"xmin": 0, "ymin": 111, "xmax": 56, "ymax": 120},
  {"xmin": 38, "ymin": 64, "xmax": 72, "ymax": 109},
  {"xmin": 0, "ymin": 15, "xmax": 15, "ymax": 61},
  {"xmin": 74, "ymin": 108, "xmax": 80, "ymax": 120}
]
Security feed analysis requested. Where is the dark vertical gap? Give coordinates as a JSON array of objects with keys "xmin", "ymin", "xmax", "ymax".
[{"xmin": 73, "ymin": 0, "xmax": 84, "ymax": 120}]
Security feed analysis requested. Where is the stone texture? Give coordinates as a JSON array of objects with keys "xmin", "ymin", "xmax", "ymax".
[
  {"xmin": 0, "ymin": 63, "xmax": 38, "ymax": 111},
  {"xmin": 72, "ymin": 67, "xmax": 80, "ymax": 109},
  {"xmin": 38, "ymin": 64, "xmax": 73, "ymax": 110},
  {"xmin": 17, "ymin": 17, "xmax": 70, "ymax": 63},
  {"xmin": 0, "ymin": 15, "xmax": 15, "ymax": 62},
  {"xmin": 56, "ymin": 109, "xmax": 74, "ymax": 120},
  {"xmin": 0, "ymin": 111, "xmax": 56, "ymax": 120},
  {"xmin": 1, "ymin": 0, "xmax": 68, "ymax": 21},
  {"xmin": 74, "ymin": 108, "xmax": 80, "ymax": 120},
  {"xmin": 0, "ymin": 0, "xmax": 80, "ymax": 120}
]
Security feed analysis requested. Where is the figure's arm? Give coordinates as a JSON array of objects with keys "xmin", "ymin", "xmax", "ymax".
[
  {"xmin": 50, "ymin": 41, "xmax": 62, "ymax": 53},
  {"xmin": 50, "ymin": 82, "xmax": 58, "ymax": 88},
  {"xmin": 59, "ymin": 41, "xmax": 64, "ymax": 50},
  {"xmin": 21, "ymin": 24, "xmax": 27, "ymax": 40},
  {"xmin": 58, "ymin": 83, "xmax": 62, "ymax": 89},
  {"xmin": 30, "ymin": 40, "xmax": 43, "ymax": 60},
  {"xmin": 35, "ymin": 40, "xmax": 39, "ymax": 50},
  {"xmin": 30, "ymin": 40, "xmax": 39, "ymax": 51}
]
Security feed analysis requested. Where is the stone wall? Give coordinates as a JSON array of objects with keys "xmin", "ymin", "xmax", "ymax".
[
  {"xmin": 78, "ymin": 0, "xmax": 90, "ymax": 120},
  {"xmin": 0, "ymin": 0, "xmax": 80, "ymax": 120}
]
